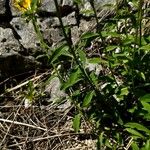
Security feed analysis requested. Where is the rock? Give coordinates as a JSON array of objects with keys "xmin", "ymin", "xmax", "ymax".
[
  {"xmin": 39, "ymin": 0, "xmax": 61, "ymax": 12},
  {"xmin": 39, "ymin": 0, "xmax": 73, "ymax": 12},
  {"xmin": 0, "ymin": 52, "xmax": 41, "ymax": 81},
  {"xmin": 0, "ymin": 0, "xmax": 123, "ymax": 81},
  {"xmin": 48, "ymin": 28, "xmax": 63, "ymax": 44},
  {"xmin": 44, "ymin": 76, "xmax": 70, "ymax": 110},
  {"xmin": 0, "ymin": 0, "xmax": 6, "ymax": 15},
  {"xmin": 45, "ymin": 77, "xmax": 67, "ymax": 99},
  {"xmin": 10, "ymin": 17, "xmax": 43, "ymax": 56},
  {"xmin": 0, "ymin": 27, "xmax": 20, "ymax": 54}
]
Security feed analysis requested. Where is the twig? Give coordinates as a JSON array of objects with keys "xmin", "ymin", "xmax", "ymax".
[
  {"xmin": 0, "ymin": 118, "xmax": 47, "ymax": 131},
  {"xmin": 0, "ymin": 102, "xmax": 23, "ymax": 147},
  {"xmin": 124, "ymin": 137, "xmax": 133, "ymax": 150},
  {"xmin": 0, "ymin": 72, "xmax": 48, "ymax": 96},
  {"xmin": 8, "ymin": 132, "xmax": 92, "ymax": 147}
]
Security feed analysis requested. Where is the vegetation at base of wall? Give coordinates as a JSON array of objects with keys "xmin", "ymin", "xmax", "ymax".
[{"xmin": 12, "ymin": 0, "xmax": 150, "ymax": 149}]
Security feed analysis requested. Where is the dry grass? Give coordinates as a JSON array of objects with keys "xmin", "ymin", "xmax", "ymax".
[{"xmin": 0, "ymin": 72, "xmax": 96, "ymax": 150}]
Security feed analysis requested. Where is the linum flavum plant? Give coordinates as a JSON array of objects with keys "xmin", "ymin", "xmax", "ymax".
[{"xmin": 11, "ymin": 0, "xmax": 150, "ymax": 149}]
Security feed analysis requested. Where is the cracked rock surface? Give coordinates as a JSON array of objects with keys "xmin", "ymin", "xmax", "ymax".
[{"xmin": 0, "ymin": 0, "xmax": 116, "ymax": 81}]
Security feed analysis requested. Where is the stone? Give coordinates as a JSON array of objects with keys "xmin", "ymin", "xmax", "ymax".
[
  {"xmin": 0, "ymin": 52, "xmax": 41, "ymax": 81},
  {"xmin": 0, "ymin": 0, "xmax": 123, "ymax": 81},
  {"xmin": 48, "ymin": 28, "xmax": 63, "ymax": 44},
  {"xmin": 44, "ymin": 76, "xmax": 67, "ymax": 102},
  {"xmin": 0, "ymin": 0, "xmax": 6, "ymax": 15},
  {"xmin": 39, "ymin": 0, "xmax": 60, "ymax": 12},
  {"xmin": 0, "ymin": 27, "xmax": 20, "ymax": 54},
  {"xmin": 10, "ymin": 17, "xmax": 43, "ymax": 56}
]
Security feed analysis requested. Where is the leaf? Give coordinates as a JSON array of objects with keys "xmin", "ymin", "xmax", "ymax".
[
  {"xmin": 106, "ymin": 46, "xmax": 118, "ymax": 52},
  {"xmin": 142, "ymin": 140, "xmax": 150, "ymax": 150},
  {"xmin": 122, "ymin": 35, "xmax": 135, "ymax": 46},
  {"xmin": 31, "ymin": 0, "xmax": 39, "ymax": 10},
  {"xmin": 88, "ymin": 58, "xmax": 108, "ymax": 65},
  {"xmin": 80, "ymin": 9, "xmax": 94, "ymax": 17},
  {"xmin": 81, "ymin": 32, "xmax": 99, "ymax": 40},
  {"xmin": 73, "ymin": 0, "xmax": 82, "ymax": 4},
  {"xmin": 124, "ymin": 122, "xmax": 150, "ymax": 136},
  {"xmin": 88, "ymin": 58, "xmax": 100, "ymax": 63},
  {"xmin": 140, "ymin": 94, "xmax": 150, "ymax": 102},
  {"xmin": 139, "ymin": 45, "xmax": 150, "ymax": 51},
  {"xmin": 141, "ymin": 101, "xmax": 150, "ymax": 113},
  {"xmin": 140, "ymin": 72, "xmax": 146, "ymax": 81},
  {"xmin": 62, "ymin": 67, "xmax": 82, "ymax": 90},
  {"xmin": 125, "ymin": 128, "xmax": 144, "ymax": 138},
  {"xmin": 120, "ymin": 87, "xmax": 129, "ymax": 96},
  {"xmin": 78, "ymin": 49, "xmax": 87, "ymax": 65},
  {"xmin": 131, "ymin": 142, "xmax": 140, "ymax": 150},
  {"xmin": 106, "ymin": 32, "xmax": 120, "ymax": 37},
  {"xmin": 97, "ymin": 132, "xmax": 104, "ymax": 149},
  {"xmin": 50, "ymin": 44, "xmax": 70, "ymax": 63},
  {"xmin": 82, "ymin": 91, "xmax": 94, "ymax": 107},
  {"xmin": 73, "ymin": 114, "xmax": 81, "ymax": 133}
]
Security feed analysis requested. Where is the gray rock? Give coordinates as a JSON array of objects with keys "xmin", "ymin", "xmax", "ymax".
[
  {"xmin": 0, "ymin": 0, "xmax": 120, "ymax": 81},
  {"xmin": 50, "ymin": 12, "xmax": 76, "ymax": 26},
  {"xmin": 44, "ymin": 75, "xmax": 71, "ymax": 110},
  {"xmin": 0, "ymin": 27, "xmax": 20, "ymax": 55},
  {"xmin": 62, "ymin": 0, "xmax": 73, "ymax": 6},
  {"xmin": 48, "ymin": 28, "xmax": 63, "ymax": 44},
  {"xmin": 39, "ymin": 0, "xmax": 73, "ymax": 12},
  {"xmin": 96, "ymin": 0, "xmax": 116, "ymax": 5},
  {"xmin": 0, "ymin": 52, "xmax": 41, "ymax": 80},
  {"xmin": 0, "ymin": 27, "xmax": 41, "ymax": 80},
  {"xmin": 10, "ymin": 0, "xmax": 22, "ymax": 16},
  {"xmin": 45, "ymin": 76, "xmax": 67, "ymax": 102},
  {"xmin": 0, "ymin": 0, "xmax": 6, "ymax": 15},
  {"xmin": 71, "ymin": 26, "xmax": 80, "ymax": 44},
  {"xmin": 39, "ymin": 0, "xmax": 61, "ymax": 12},
  {"xmin": 10, "ymin": 17, "xmax": 43, "ymax": 56}
]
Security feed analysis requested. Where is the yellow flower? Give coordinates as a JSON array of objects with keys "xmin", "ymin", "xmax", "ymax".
[{"xmin": 13, "ymin": 0, "xmax": 32, "ymax": 12}]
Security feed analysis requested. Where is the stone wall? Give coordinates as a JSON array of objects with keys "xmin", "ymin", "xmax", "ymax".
[{"xmin": 0, "ymin": 0, "xmax": 116, "ymax": 81}]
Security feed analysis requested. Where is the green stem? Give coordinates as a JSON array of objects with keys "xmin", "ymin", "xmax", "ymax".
[
  {"xmin": 132, "ymin": 0, "xmax": 143, "ymax": 91},
  {"xmin": 32, "ymin": 16, "xmax": 50, "ymax": 54},
  {"xmin": 138, "ymin": 0, "xmax": 143, "ymax": 46},
  {"xmin": 53, "ymin": 0, "xmax": 97, "ymax": 92},
  {"xmin": 89, "ymin": 0, "xmax": 103, "ymax": 39},
  {"xmin": 53, "ymin": 0, "xmax": 113, "ymax": 115}
]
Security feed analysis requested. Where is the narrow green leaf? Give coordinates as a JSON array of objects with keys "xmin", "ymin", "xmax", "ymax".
[
  {"xmin": 31, "ymin": 0, "xmax": 40, "ymax": 10},
  {"xmin": 141, "ymin": 101, "xmax": 150, "ymax": 113},
  {"xmin": 62, "ymin": 67, "xmax": 82, "ymax": 90},
  {"xmin": 131, "ymin": 142, "xmax": 140, "ymax": 150},
  {"xmin": 82, "ymin": 91, "xmax": 94, "ymax": 107},
  {"xmin": 139, "ymin": 44, "xmax": 150, "ymax": 51},
  {"xmin": 120, "ymin": 87, "xmax": 129, "ymax": 96},
  {"xmin": 88, "ymin": 58, "xmax": 100, "ymax": 63},
  {"xmin": 140, "ymin": 94, "xmax": 150, "ymax": 102},
  {"xmin": 125, "ymin": 128, "xmax": 144, "ymax": 139},
  {"xmin": 73, "ymin": 114, "xmax": 81, "ymax": 133},
  {"xmin": 140, "ymin": 72, "xmax": 146, "ymax": 81},
  {"xmin": 106, "ymin": 46, "xmax": 118, "ymax": 52},
  {"xmin": 73, "ymin": 0, "xmax": 82, "ymax": 4},
  {"xmin": 50, "ymin": 44, "xmax": 70, "ymax": 63},
  {"xmin": 125, "ymin": 122, "xmax": 150, "ymax": 136},
  {"xmin": 99, "ymin": 132, "xmax": 104, "ymax": 149},
  {"xmin": 142, "ymin": 140, "xmax": 150, "ymax": 150},
  {"xmin": 81, "ymin": 32, "xmax": 99, "ymax": 40},
  {"xmin": 78, "ymin": 49, "xmax": 86, "ymax": 65},
  {"xmin": 80, "ymin": 9, "xmax": 94, "ymax": 16}
]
